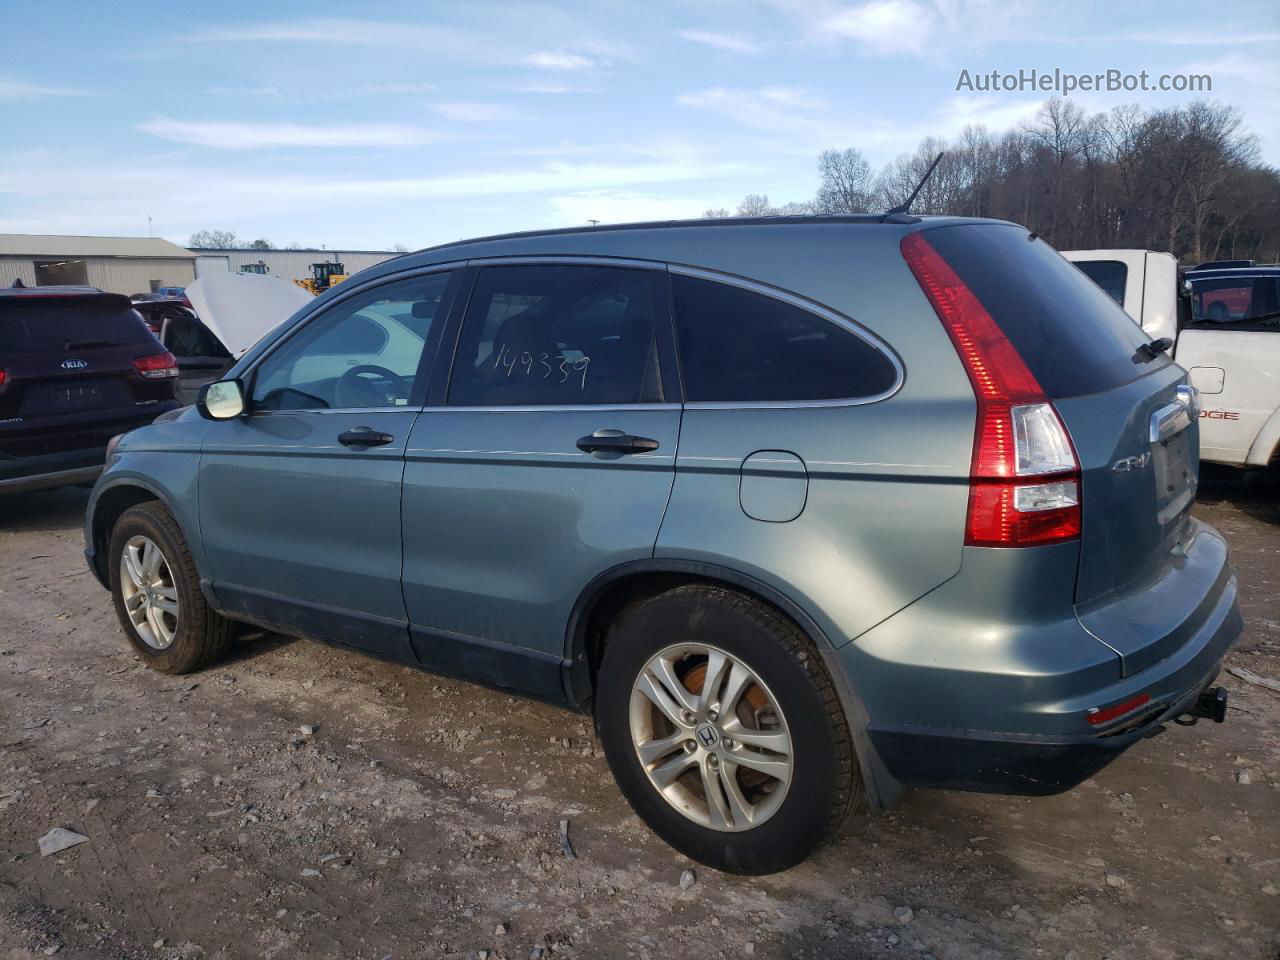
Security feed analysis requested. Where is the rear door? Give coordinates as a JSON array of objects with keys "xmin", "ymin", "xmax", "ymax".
[
  {"xmin": 1179, "ymin": 275, "xmax": 1280, "ymax": 465},
  {"xmin": 400, "ymin": 261, "xmax": 680, "ymax": 691},
  {"xmin": 198, "ymin": 270, "xmax": 458, "ymax": 658},
  {"xmin": 925, "ymin": 225, "xmax": 1212, "ymax": 675},
  {"xmin": 0, "ymin": 293, "xmax": 177, "ymax": 480}
]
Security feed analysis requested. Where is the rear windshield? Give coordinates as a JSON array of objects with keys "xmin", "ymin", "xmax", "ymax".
[
  {"xmin": 924, "ymin": 224, "xmax": 1161, "ymax": 398},
  {"xmin": 0, "ymin": 296, "xmax": 158, "ymax": 353}
]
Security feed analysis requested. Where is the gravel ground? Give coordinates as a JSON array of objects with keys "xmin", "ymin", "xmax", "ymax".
[{"xmin": 1, "ymin": 469, "xmax": 1277, "ymax": 960}]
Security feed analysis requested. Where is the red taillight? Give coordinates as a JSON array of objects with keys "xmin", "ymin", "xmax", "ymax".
[
  {"xmin": 901, "ymin": 232, "xmax": 1081, "ymax": 547},
  {"xmin": 0, "ymin": 369, "xmax": 6, "ymax": 386},
  {"xmin": 132, "ymin": 351, "xmax": 179, "ymax": 379},
  {"xmin": 1087, "ymin": 693, "xmax": 1151, "ymax": 727}
]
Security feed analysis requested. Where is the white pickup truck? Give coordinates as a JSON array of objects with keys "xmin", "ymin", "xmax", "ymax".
[{"xmin": 1063, "ymin": 250, "xmax": 1280, "ymax": 469}]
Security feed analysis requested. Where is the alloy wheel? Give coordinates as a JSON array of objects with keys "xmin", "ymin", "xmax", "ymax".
[
  {"xmin": 119, "ymin": 534, "xmax": 180, "ymax": 650},
  {"xmin": 629, "ymin": 642, "xmax": 792, "ymax": 832}
]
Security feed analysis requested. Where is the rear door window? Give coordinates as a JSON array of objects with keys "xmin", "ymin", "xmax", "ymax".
[
  {"xmin": 1073, "ymin": 260, "xmax": 1128, "ymax": 307},
  {"xmin": 1188, "ymin": 276, "xmax": 1280, "ymax": 328},
  {"xmin": 923, "ymin": 224, "xmax": 1162, "ymax": 398},
  {"xmin": 671, "ymin": 273, "xmax": 898, "ymax": 403},
  {"xmin": 448, "ymin": 264, "xmax": 666, "ymax": 406},
  {"xmin": 0, "ymin": 295, "xmax": 157, "ymax": 353}
]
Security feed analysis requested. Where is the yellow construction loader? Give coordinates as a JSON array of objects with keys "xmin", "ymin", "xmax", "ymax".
[{"xmin": 294, "ymin": 261, "xmax": 348, "ymax": 295}]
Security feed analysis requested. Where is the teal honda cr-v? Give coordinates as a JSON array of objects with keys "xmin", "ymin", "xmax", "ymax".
[{"xmin": 85, "ymin": 216, "xmax": 1242, "ymax": 874}]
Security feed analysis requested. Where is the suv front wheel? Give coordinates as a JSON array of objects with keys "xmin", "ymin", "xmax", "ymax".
[
  {"xmin": 596, "ymin": 584, "xmax": 860, "ymax": 874},
  {"xmin": 108, "ymin": 501, "xmax": 234, "ymax": 674}
]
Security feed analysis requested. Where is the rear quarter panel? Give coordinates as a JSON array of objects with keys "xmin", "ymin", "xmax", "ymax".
[{"xmin": 652, "ymin": 227, "xmax": 976, "ymax": 649}]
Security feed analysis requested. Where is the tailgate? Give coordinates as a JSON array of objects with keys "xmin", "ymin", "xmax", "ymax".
[{"xmin": 1055, "ymin": 366, "xmax": 1222, "ymax": 674}]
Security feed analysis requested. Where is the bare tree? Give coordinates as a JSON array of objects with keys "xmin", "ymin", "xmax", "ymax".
[
  {"xmin": 736, "ymin": 194, "xmax": 775, "ymax": 217},
  {"xmin": 814, "ymin": 149, "xmax": 873, "ymax": 213},
  {"xmin": 702, "ymin": 208, "xmax": 732, "ymax": 219},
  {"xmin": 188, "ymin": 229, "xmax": 240, "ymax": 249},
  {"xmin": 715, "ymin": 98, "xmax": 1278, "ymax": 262}
]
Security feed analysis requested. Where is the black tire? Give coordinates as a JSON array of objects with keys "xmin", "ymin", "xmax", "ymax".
[
  {"xmin": 596, "ymin": 584, "xmax": 860, "ymax": 874},
  {"xmin": 108, "ymin": 501, "xmax": 234, "ymax": 674}
]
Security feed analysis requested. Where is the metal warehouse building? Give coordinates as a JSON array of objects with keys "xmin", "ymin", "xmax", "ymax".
[
  {"xmin": 0, "ymin": 234, "xmax": 401, "ymax": 296},
  {"xmin": 192, "ymin": 248, "xmax": 398, "ymax": 285},
  {"xmin": 0, "ymin": 234, "xmax": 195, "ymax": 295}
]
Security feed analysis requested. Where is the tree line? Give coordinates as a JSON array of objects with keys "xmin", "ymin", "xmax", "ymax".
[
  {"xmin": 188, "ymin": 230, "xmax": 408, "ymax": 253},
  {"xmin": 706, "ymin": 98, "xmax": 1280, "ymax": 265}
]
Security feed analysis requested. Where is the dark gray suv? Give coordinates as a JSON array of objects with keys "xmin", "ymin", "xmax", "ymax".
[{"xmin": 84, "ymin": 216, "xmax": 1242, "ymax": 873}]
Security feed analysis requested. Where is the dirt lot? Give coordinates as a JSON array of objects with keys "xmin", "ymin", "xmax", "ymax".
[{"xmin": 1, "ymin": 470, "xmax": 1277, "ymax": 960}]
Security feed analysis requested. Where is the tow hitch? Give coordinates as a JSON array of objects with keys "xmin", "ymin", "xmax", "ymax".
[{"xmin": 1173, "ymin": 686, "xmax": 1228, "ymax": 726}]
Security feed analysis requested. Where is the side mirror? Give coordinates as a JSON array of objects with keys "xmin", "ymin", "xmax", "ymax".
[{"xmin": 197, "ymin": 379, "xmax": 246, "ymax": 420}]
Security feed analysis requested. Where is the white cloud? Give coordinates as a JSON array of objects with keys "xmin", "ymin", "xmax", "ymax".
[
  {"xmin": 677, "ymin": 87, "xmax": 827, "ymax": 133},
  {"xmin": 206, "ymin": 82, "xmax": 437, "ymax": 104},
  {"xmin": 136, "ymin": 117, "xmax": 445, "ymax": 150},
  {"xmin": 525, "ymin": 51, "xmax": 595, "ymax": 71},
  {"xmin": 0, "ymin": 78, "xmax": 90, "ymax": 101},
  {"xmin": 0, "ymin": 153, "xmax": 746, "ymax": 225},
  {"xmin": 677, "ymin": 30, "xmax": 765, "ymax": 54},
  {"xmin": 547, "ymin": 189, "xmax": 702, "ymax": 226},
  {"xmin": 936, "ymin": 95, "xmax": 1045, "ymax": 134},
  {"xmin": 514, "ymin": 84, "xmax": 576, "ymax": 95},
  {"xmin": 822, "ymin": 0, "xmax": 931, "ymax": 56},
  {"xmin": 432, "ymin": 102, "xmax": 511, "ymax": 123},
  {"xmin": 188, "ymin": 18, "xmax": 459, "ymax": 47},
  {"xmin": 1117, "ymin": 28, "xmax": 1280, "ymax": 46}
]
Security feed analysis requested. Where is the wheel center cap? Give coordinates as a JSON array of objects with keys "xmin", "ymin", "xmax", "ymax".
[{"xmin": 695, "ymin": 723, "xmax": 720, "ymax": 749}]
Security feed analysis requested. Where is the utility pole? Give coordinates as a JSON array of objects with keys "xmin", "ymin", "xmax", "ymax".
[{"xmin": 147, "ymin": 215, "xmax": 153, "ymax": 237}]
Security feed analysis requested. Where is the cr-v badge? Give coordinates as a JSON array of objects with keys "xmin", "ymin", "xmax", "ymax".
[{"xmin": 1112, "ymin": 452, "xmax": 1152, "ymax": 473}]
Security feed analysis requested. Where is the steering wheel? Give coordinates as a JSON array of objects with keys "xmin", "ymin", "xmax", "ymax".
[{"xmin": 334, "ymin": 364, "xmax": 411, "ymax": 409}]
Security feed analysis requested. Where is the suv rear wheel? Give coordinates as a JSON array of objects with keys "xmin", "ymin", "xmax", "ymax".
[
  {"xmin": 596, "ymin": 584, "xmax": 859, "ymax": 874},
  {"xmin": 108, "ymin": 502, "xmax": 234, "ymax": 674}
]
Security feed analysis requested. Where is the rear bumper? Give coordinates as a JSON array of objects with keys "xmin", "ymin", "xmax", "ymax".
[
  {"xmin": 0, "ymin": 405, "xmax": 178, "ymax": 492},
  {"xmin": 865, "ymin": 568, "xmax": 1243, "ymax": 795},
  {"xmin": 869, "ymin": 666, "xmax": 1232, "ymax": 795}
]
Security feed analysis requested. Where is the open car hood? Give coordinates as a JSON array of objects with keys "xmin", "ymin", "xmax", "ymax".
[{"xmin": 186, "ymin": 273, "xmax": 313, "ymax": 357}]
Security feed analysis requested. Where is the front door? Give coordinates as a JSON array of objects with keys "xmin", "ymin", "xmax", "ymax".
[
  {"xmin": 198, "ymin": 270, "xmax": 459, "ymax": 659},
  {"xmin": 401, "ymin": 262, "xmax": 681, "ymax": 696}
]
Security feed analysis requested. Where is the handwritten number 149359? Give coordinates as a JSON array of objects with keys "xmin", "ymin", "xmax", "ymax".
[{"xmin": 492, "ymin": 344, "xmax": 590, "ymax": 391}]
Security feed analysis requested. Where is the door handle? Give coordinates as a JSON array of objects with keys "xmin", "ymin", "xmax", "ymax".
[
  {"xmin": 338, "ymin": 426, "xmax": 395, "ymax": 448},
  {"xmin": 576, "ymin": 430, "xmax": 660, "ymax": 455}
]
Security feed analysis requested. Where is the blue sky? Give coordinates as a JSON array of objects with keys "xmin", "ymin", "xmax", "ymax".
[{"xmin": 1, "ymin": 0, "xmax": 1276, "ymax": 250}]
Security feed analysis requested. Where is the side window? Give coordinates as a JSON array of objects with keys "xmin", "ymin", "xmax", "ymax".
[
  {"xmin": 251, "ymin": 271, "xmax": 453, "ymax": 411},
  {"xmin": 671, "ymin": 273, "xmax": 898, "ymax": 403},
  {"xmin": 448, "ymin": 264, "xmax": 665, "ymax": 406},
  {"xmin": 1074, "ymin": 260, "xmax": 1128, "ymax": 308},
  {"xmin": 1189, "ymin": 277, "xmax": 1280, "ymax": 327}
]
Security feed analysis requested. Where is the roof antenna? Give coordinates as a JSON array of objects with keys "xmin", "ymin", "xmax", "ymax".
[{"xmin": 883, "ymin": 151, "xmax": 944, "ymax": 219}]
